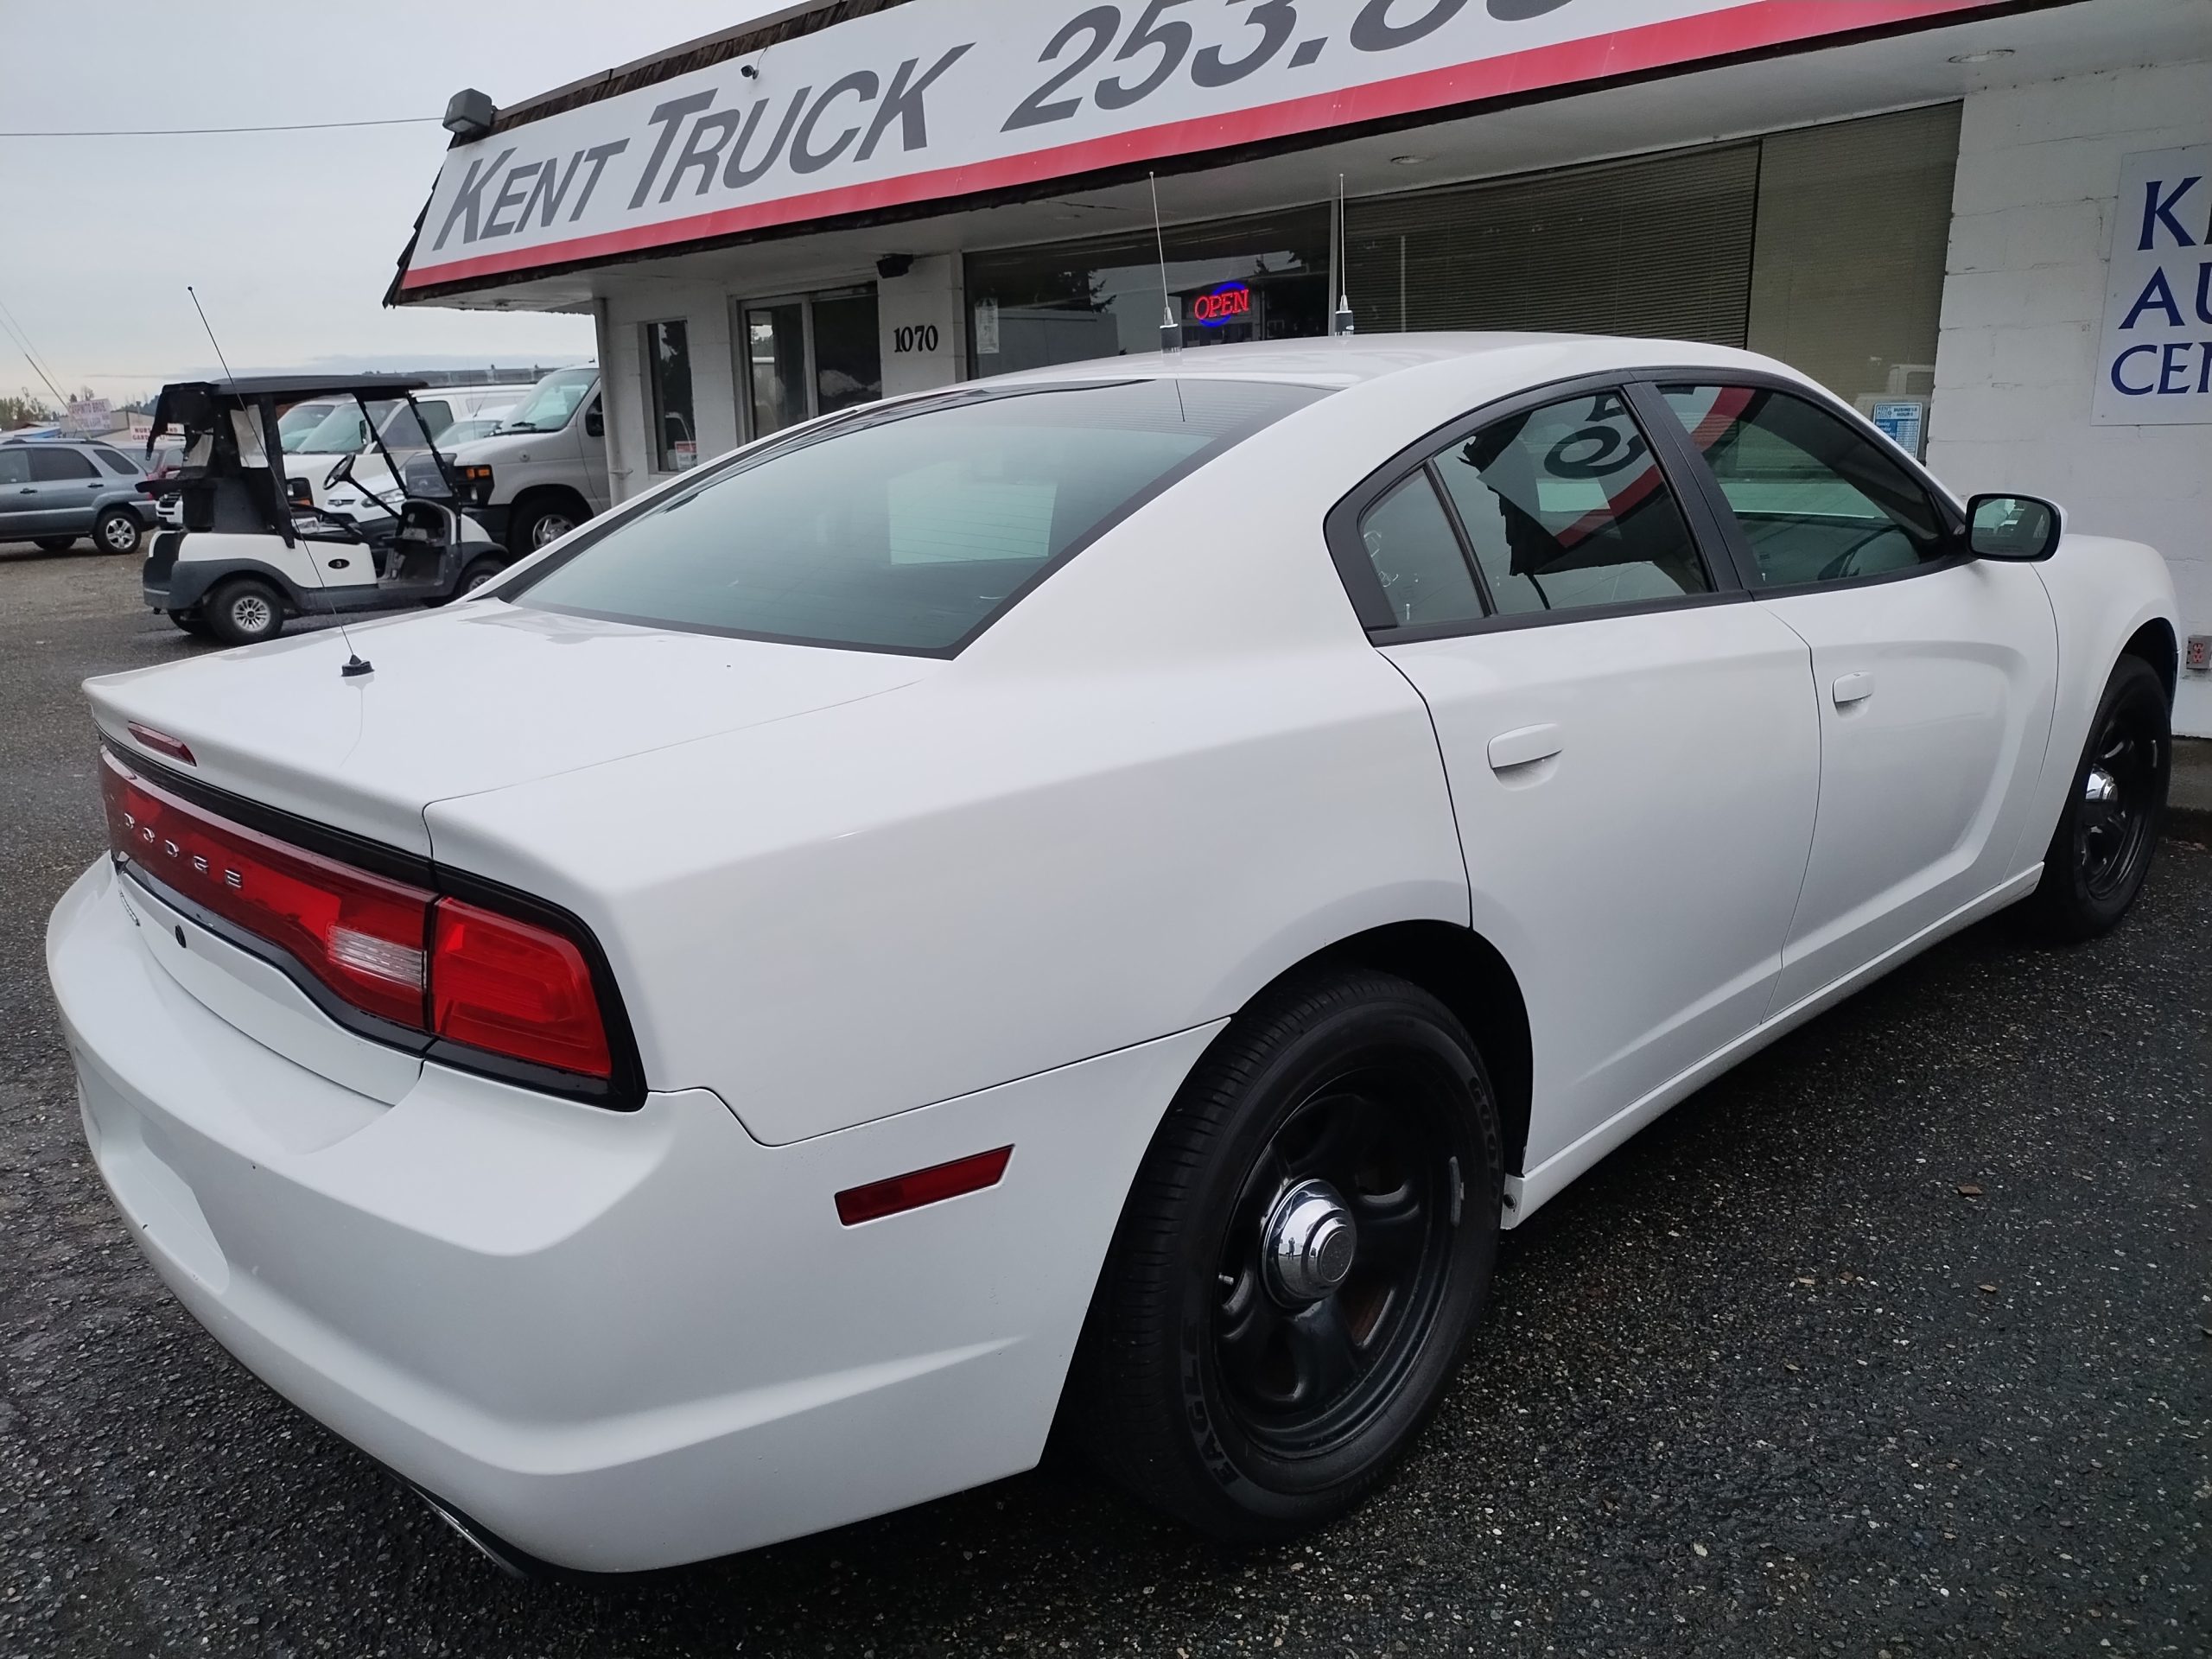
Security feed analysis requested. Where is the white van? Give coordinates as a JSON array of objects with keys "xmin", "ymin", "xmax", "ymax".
[
  {"xmin": 290, "ymin": 385, "xmax": 534, "ymax": 527},
  {"xmin": 331, "ymin": 367, "xmax": 609, "ymax": 554}
]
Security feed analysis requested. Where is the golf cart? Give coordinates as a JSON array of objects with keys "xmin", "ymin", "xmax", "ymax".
[{"xmin": 139, "ymin": 374, "xmax": 510, "ymax": 645}]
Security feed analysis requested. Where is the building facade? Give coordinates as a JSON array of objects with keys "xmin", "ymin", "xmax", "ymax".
[{"xmin": 392, "ymin": 0, "xmax": 2212, "ymax": 732}]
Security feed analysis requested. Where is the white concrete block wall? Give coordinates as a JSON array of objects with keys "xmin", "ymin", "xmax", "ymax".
[
  {"xmin": 878, "ymin": 254, "xmax": 966, "ymax": 398},
  {"xmin": 601, "ymin": 283, "xmax": 741, "ymax": 499},
  {"xmin": 1928, "ymin": 58, "xmax": 2212, "ymax": 735}
]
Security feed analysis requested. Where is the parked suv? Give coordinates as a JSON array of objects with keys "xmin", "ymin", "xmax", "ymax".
[{"xmin": 0, "ymin": 438, "xmax": 156, "ymax": 554}]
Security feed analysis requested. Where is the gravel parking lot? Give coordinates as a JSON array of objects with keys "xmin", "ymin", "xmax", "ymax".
[{"xmin": 3, "ymin": 543, "xmax": 2205, "ymax": 1658}]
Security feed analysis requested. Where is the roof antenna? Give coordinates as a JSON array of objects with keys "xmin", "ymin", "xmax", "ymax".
[
  {"xmin": 186, "ymin": 286, "xmax": 234, "ymax": 379},
  {"xmin": 1332, "ymin": 175, "xmax": 1356, "ymax": 337},
  {"xmin": 1149, "ymin": 173, "xmax": 1179, "ymax": 354}
]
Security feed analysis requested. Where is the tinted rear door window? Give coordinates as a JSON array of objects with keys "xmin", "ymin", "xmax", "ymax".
[
  {"xmin": 512, "ymin": 378, "xmax": 1323, "ymax": 653},
  {"xmin": 30, "ymin": 448, "xmax": 99, "ymax": 481}
]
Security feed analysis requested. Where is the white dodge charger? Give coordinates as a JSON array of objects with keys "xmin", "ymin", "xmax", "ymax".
[{"xmin": 47, "ymin": 336, "xmax": 2178, "ymax": 1573}]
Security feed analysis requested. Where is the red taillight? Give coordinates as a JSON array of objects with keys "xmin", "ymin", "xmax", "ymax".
[
  {"xmin": 431, "ymin": 899, "xmax": 611, "ymax": 1079},
  {"xmin": 835, "ymin": 1147, "xmax": 1014, "ymax": 1226},
  {"xmin": 102, "ymin": 751, "xmax": 615, "ymax": 1084},
  {"xmin": 103, "ymin": 750, "xmax": 430, "ymax": 1027}
]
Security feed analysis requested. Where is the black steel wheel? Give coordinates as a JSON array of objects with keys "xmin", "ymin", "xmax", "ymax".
[
  {"xmin": 2025, "ymin": 654, "xmax": 2169, "ymax": 941},
  {"xmin": 1211, "ymin": 1075, "xmax": 1459, "ymax": 1461},
  {"xmin": 1076, "ymin": 968, "xmax": 1502, "ymax": 1541}
]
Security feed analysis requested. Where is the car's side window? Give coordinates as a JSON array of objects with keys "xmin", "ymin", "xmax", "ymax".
[
  {"xmin": 29, "ymin": 448, "xmax": 98, "ymax": 482},
  {"xmin": 1358, "ymin": 471, "xmax": 1487, "ymax": 628},
  {"xmin": 1659, "ymin": 385, "xmax": 1952, "ymax": 587},
  {"xmin": 0, "ymin": 450, "xmax": 29, "ymax": 486},
  {"xmin": 1433, "ymin": 391, "xmax": 1713, "ymax": 616},
  {"xmin": 92, "ymin": 447, "xmax": 138, "ymax": 475}
]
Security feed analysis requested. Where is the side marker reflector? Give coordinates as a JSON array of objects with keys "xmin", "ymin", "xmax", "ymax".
[{"xmin": 836, "ymin": 1147, "xmax": 1013, "ymax": 1226}]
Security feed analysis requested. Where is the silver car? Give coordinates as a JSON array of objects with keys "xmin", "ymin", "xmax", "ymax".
[{"xmin": 0, "ymin": 439, "xmax": 156, "ymax": 554}]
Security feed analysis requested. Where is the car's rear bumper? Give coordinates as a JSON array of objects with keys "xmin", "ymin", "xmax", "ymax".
[{"xmin": 48, "ymin": 857, "xmax": 1206, "ymax": 1570}]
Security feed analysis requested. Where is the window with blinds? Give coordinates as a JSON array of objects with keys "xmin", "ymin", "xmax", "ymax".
[
  {"xmin": 1345, "ymin": 142, "xmax": 1760, "ymax": 344},
  {"xmin": 1744, "ymin": 103, "xmax": 1961, "ymax": 420},
  {"xmin": 1343, "ymin": 106, "xmax": 1961, "ymax": 424}
]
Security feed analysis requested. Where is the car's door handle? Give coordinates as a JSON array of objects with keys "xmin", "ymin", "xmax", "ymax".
[
  {"xmin": 15, "ymin": 486, "xmax": 33, "ymax": 495},
  {"xmin": 1833, "ymin": 671, "xmax": 1876, "ymax": 707},
  {"xmin": 1488, "ymin": 723, "xmax": 1564, "ymax": 772}
]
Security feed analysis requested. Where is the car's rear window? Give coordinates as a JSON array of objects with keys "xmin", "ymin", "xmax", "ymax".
[{"xmin": 508, "ymin": 377, "xmax": 1323, "ymax": 653}]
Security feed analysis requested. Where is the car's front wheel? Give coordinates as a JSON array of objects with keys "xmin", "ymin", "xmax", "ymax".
[
  {"xmin": 1076, "ymin": 969, "xmax": 1502, "ymax": 1541},
  {"xmin": 96, "ymin": 508, "xmax": 143, "ymax": 556},
  {"xmin": 2024, "ymin": 654, "xmax": 2170, "ymax": 941},
  {"xmin": 204, "ymin": 577, "xmax": 286, "ymax": 647}
]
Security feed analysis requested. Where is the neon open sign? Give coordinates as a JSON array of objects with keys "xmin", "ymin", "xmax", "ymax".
[{"xmin": 1191, "ymin": 282, "xmax": 1253, "ymax": 327}]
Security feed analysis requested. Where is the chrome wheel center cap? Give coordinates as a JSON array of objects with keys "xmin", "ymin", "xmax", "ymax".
[
  {"xmin": 2084, "ymin": 766, "xmax": 2120, "ymax": 805},
  {"xmin": 1262, "ymin": 1179, "xmax": 1357, "ymax": 1304}
]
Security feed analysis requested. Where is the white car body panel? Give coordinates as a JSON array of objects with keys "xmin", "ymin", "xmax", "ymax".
[
  {"xmin": 1385, "ymin": 601, "xmax": 1821, "ymax": 1171},
  {"xmin": 89, "ymin": 604, "xmax": 933, "ymax": 854},
  {"xmin": 49, "ymin": 334, "xmax": 2183, "ymax": 1570},
  {"xmin": 1756, "ymin": 559, "xmax": 2058, "ymax": 1012},
  {"xmin": 50, "ymin": 858, "xmax": 1219, "ymax": 1570}
]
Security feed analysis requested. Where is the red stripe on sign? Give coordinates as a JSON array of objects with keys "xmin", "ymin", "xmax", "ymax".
[{"xmin": 402, "ymin": 0, "xmax": 1989, "ymax": 291}]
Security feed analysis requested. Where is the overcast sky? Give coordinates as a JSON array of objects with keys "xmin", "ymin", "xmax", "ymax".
[{"xmin": 0, "ymin": 1, "xmax": 782, "ymax": 404}]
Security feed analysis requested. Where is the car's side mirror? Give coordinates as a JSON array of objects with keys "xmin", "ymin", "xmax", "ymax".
[
  {"xmin": 584, "ymin": 405, "xmax": 603, "ymax": 438},
  {"xmin": 1965, "ymin": 493, "xmax": 2062, "ymax": 562},
  {"xmin": 286, "ymin": 476, "xmax": 313, "ymax": 507}
]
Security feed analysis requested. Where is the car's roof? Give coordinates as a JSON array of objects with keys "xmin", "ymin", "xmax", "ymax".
[{"xmin": 991, "ymin": 331, "xmax": 1777, "ymax": 391}]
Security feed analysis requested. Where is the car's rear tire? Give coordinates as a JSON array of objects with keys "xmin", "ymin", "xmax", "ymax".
[
  {"xmin": 205, "ymin": 577, "xmax": 286, "ymax": 647},
  {"xmin": 96, "ymin": 508, "xmax": 143, "ymax": 556},
  {"xmin": 2023, "ymin": 654, "xmax": 2169, "ymax": 941},
  {"xmin": 1074, "ymin": 969, "xmax": 1502, "ymax": 1542},
  {"xmin": 167, "ymin": 609, "xmax": 210, "ymax": 638},
  {"xmin": 34, "ymin": 536, "xmax": 76, "ymax": 552}
]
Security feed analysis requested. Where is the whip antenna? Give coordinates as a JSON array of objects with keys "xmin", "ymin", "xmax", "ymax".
[
  {"xmin": 1333, "ymin": 175, "xmax": 1356, "ymax": 337},
  {"xmin": 1150, "ymin": 173, "xmax": 1179, "ymax": 354},
  {"xmin": 186, "ymin": 286, "xmax": 234, "ymax": 378}
]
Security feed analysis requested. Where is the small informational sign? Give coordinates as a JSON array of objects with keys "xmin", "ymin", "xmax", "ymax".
[
  {"xmin": 1870, "ymin": 399, "xmax": 1926, "ymax": 457},
  {"xmin": 63, "ymin": 397, "xmax": 112, "ymax": 437},
  {"xmin": 671, "ymin": 440, "xmax": 697, "ymax": 470},
  {"xmin": 2094, "ymin": 144, "xmax": 2212, "ymax": 426},
  {"xmin": 973, "ymin": 297, "xmax": 1001, "ymax": 358}
]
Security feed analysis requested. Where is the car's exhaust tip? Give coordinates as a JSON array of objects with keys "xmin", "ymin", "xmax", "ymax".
[{"xmin": 408, "ymin": 1484, "xmax": 544, "ymax": 1580}]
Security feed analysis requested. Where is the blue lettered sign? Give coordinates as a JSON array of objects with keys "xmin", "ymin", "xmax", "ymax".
[{"xmin": 2094, "ymin": 143, "xmax": 2212, "ymax": 425}]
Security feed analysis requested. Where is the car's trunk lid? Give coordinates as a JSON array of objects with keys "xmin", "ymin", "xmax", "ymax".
[{"xmin": 86, "ymin": 602, "xmax": 936, "ymax": 855}]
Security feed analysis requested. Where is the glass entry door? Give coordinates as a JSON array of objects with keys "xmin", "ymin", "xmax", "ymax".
[{"xmin": 741, "ymin": 286, "xmax": 882, "ymax": 441}]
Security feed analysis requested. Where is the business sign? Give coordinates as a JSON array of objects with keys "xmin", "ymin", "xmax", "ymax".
[
  {"xmin": 2094, "ymin": 144, "xmax": 2212, "ymax": 425},
  {"xmin": 399, "ymin": 0, "xmax": 1986, "ymax": 293},
  {"xmin": 63, "ymin": 397, "xmax": 113, "ymax": 437},
  {"xmin": 1191, "ymin": 281, "xmax": 1254, "ymax": 326}
]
